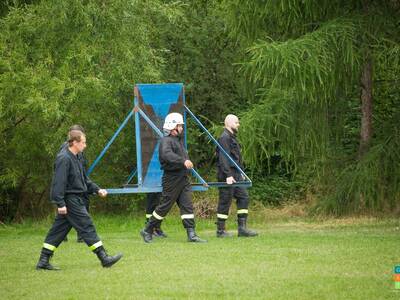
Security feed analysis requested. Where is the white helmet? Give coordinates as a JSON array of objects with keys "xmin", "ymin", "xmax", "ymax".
[{"xmin": 163, "ymin": 112, "xmax": 184, "ymax": 130}]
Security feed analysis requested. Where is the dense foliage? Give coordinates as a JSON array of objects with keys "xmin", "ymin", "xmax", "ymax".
[
  {"xmin": 0, "ymin": 0, "xmax": 399, "ymax": 221},
  {"xmin": 222, "ymin": 0, "xmax": 400, "ymax": 214}
]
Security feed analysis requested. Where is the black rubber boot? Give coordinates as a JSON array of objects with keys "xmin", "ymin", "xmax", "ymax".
[
  {"xmin": 36, "ymin": 249, "xmax": 60, "ymax": 271},
  {"xmin": 238, "ymin": 217, "xmax": 258, "ymax": 237},
  {"xmin": 216, "ymin": 220, "xmax": 233, "ymax": 238},
  {"xmin": 140, "ymin": 229, "xmax": 153, "ymax": 243},
  {"xmin": 146, "ymin": 218, "xmax": 167, "ymax": 238},
  {"xmin": 140, "ymin": 221, "xmax": 154, "ymax": 243},
  {"xmin": 153, "ymin": 227, "xmax": 168, "ymax": 238},
  {"xmin": 186, "ymin": 228, "xmax": 207, "ymax": 243},
  {"xmin": 94, "ymin": 246, "xmax": 123, "ymax": 268}
]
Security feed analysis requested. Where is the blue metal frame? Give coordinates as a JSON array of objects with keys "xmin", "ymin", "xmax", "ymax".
[
  {"xmin": 88, "ymin": 83, "xmax": 251, "ymax": 194},
  {"xmin": 87, "ymin": 109, "xmax": 134, "ymax": 176}
]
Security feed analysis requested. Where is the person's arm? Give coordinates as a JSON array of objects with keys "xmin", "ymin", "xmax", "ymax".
[
  {"xmin": 50, "ymin": 155, "xmax": 69, "ymax": 209},
  {"xmin": 218, "ymin": 134, "xmax": 234, "ymax": 180}
]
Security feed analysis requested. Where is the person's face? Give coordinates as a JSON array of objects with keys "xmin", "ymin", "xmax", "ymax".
[
  {"xmin": 176, "ymin": 124, "xmax": 183, "ymax": 135},
  {"xmin": 229, "ymin": 117, "xmax": 240, "ymax": 133},
  {"xmin": 171, "ymin": 124, "xmax": 183, "ymax": 136},
  {"xmin": 74, "ymin": 135, "xmax": 87, "ymax": 153}
]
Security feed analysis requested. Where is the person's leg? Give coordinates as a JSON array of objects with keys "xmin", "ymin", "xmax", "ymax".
[
  {"xmin": 177, "ymin": 179, "xmax": 206, "ymax": 243},
  {"xmin": 77, "ymin": 194, "xmax": 89, "ymax": 243},
  {"xmin": 145, "ymin": 193, "xmax": 155, "ymax": 222},
  {"xmin": 140, "ymin": 176, "xmax": 180, "ymax": 243},
  {"xmin": 36, "ymin": 214, "xmax": 72, "ymax": 270},
  {"xmin": 234, "ymin": 187, "xmax": 257, "ymax": 237},
  {"xmin": 146, "ymin": 193, "xmax": 167, "ymax": 237},
  {"xmin": 66, "ymin": 196, "xmax": 123, "ymax": 267},
  {"xmin": 216, "ymin": 186, "xmax": 234, "ymax": 237}
]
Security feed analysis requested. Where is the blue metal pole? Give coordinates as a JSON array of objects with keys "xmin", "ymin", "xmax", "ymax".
[
  {"xmin": 134, "ymin": 109, "xmax": 143, "ymax": 185},
  {"xmin": 190, "ymin": 167, "xmax": 208, "ymax": 186},
  {"xmin": 184, "ymin": 105, "xmax": 251, "ymax": 183},
  {"xmin": 137, "ymin": 109, "xmax": 163, "ymax": 137},
  {"xmin": 87, "ymin": 109, "xmax": 134, "ymax": 176},
  {"xmin": 125, "ymin": 168, "xmax": 137, "ymax": 185}
]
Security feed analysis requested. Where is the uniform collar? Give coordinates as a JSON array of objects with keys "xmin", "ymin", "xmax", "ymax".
[
  {"xmin": 66, "ymin": 148, "xmax": 80, "ymax": 159},
  {"xmin": 169, "ymin": 134, "xmax": 183, "ymax": 141},
  {"xmin": 224, "ymin": 128, "xmax": 236, "ymax": 137}
]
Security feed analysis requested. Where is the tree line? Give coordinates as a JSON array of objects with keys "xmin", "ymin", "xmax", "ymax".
[{"xmin": 1, "ymin": 0, "xmax": 399, "ymax": 221}]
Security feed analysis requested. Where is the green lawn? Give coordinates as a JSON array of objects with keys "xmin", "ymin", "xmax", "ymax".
[{"xmin": 0, "ymin": 215, "xmax": 399, "ymax": 299}]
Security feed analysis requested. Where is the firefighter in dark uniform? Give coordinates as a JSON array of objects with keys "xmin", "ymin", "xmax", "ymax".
[
  {"xmin": 145, "ymin": 192, "xmax": 167, "ymax": 237},
  {"xmin": 36, "ymin": 129, "xmax": 123, "ymax": 270},
  {"xmin": 59, "ymin": 124, "xmax": 90, "ymax": 243},
  {"xmin": 140, "ymin": 113, "xmax": 206, "ymax": 243},
  {"xmin": 216, "ymin": 114, "xmax": 258, "ymax": 238}
]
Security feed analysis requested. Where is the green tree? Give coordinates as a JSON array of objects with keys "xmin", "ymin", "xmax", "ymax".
[
  {"xmin": 222, "ymin": 0, "xmax": 400, "ymax": 214},
  {"xmin": 151, "ymin": 0, "xmax": 248, "ymax": 170},
  {"xmin": 0, "ymin": 0, "xmax": 184, "ymax": 221}
]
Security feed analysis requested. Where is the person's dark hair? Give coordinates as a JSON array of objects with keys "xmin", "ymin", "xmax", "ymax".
[
  {"xmin": 69, "ymin": 124, "xmax": 85, "ymax": 133},
  {"xmin": 68, "ymin": 130, "xmax": 85, "ymax": 146}
]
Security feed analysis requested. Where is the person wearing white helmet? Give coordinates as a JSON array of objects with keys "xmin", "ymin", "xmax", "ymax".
[
  {"xmin": 162, "ymin": 112, "xmax": 184, "ymax": 134},
  {"xmin": 215, "ymin": 114, "xmax": 257, "ymax": 238},
  {"xmin": 140, "ymin": 112, "xmax": 206, "ymax": 243}
]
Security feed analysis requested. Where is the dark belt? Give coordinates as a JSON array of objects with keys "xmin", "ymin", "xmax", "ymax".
[{"xmin": 65, "ymin": 193, "xmax": 85, "ymax": 199}]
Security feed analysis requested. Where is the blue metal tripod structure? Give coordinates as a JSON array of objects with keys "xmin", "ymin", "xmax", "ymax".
[{"xmin": 87, "ymin": 83, "xmax": 252, "ymax": 194}]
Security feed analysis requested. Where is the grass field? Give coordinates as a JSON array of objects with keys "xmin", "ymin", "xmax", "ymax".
[{"xmin": 0, "ymin": 213, "xmax": 399, "ymax": 299}]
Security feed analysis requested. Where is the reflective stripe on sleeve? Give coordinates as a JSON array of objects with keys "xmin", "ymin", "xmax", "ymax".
[{"xmin": 145, "ymin": 214, "xmax": 152, "ymax": 218}]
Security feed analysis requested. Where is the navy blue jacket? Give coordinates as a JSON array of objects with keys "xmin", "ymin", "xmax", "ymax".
[
  {"xmin": 50, "ymin": 147, "xmax": 99, "ymax": 207},
  {"xmin": 216, "ymin": 129, "xmax": 244, "ymax": 179},
  {"xmin": 159, "ymin": 135, "xmax": 189, "ymax": 175}
]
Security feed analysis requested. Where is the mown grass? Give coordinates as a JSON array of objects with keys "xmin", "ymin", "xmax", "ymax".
[{"xmin": 0, "ymin": 213, "xmax": 399, "ymax": 299}]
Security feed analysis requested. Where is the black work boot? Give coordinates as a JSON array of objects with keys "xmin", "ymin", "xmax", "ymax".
[
  {"xmin": 140, "ymin": 229, "xmax": 153, "ymax": 243},
  {"xmin": 153, "ymin": 227, "xmax": 168, "ymax": 238},
  {"xmin": 186, "ymin": 228, "xmax": 207, "ymax": 243},
  {"xmin": 94, "ymin": 246, "xmax": 123, "ymax": 268},
  {"xmin": 140, "ymin": 221, "xmax": 154, "ymax": 243},
  {"xmin": 36, "ymin": 249, "xmax": 60, "ymax": 271},
  {"xmin": 216, "ymin": 220, "xmax": 233, "ymax": 238},
  {"xmin": 238, "ymin": 217, "xmax": 258, "ymax": 237}
]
